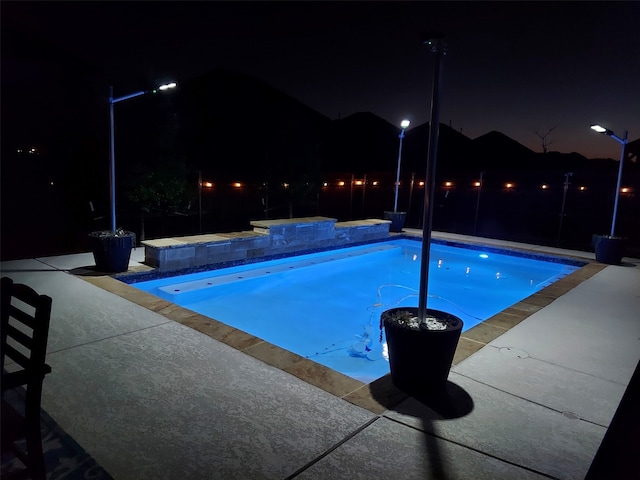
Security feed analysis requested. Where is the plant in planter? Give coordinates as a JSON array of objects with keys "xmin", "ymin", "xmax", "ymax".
[
  {"xmin": 381, "ymin": 34, "xmax": 463, "ymax": 397},
  {"xmin": 384, "ymin": 119, "xmax": 411, "ymax": 232},
  {"xmin": 589, "ymin": 125, "xmax": 629, "ymax": 265}
]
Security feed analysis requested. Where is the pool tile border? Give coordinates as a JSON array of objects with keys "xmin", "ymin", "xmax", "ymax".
[{"xmin": 77, "ymin": 248, "xmax": 606, "ymax": 415}]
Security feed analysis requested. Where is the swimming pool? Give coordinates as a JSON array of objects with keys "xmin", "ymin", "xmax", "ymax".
[{"xmin": 130, "ymin": 238, "xmax": 582, "ymax": 383}]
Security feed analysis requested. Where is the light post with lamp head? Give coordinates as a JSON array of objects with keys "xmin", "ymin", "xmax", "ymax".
[
  {"xmin": 89, "ymin": 82, "xmax": 177, "ymax": 273},
  {"xmin": 109, "ymin": 82, "xmax": 177, "ymax": 232},
  {"xmin": 590, "ymin": 124, "xmax": 628, "ymax": 264},
  {"xmin": 384, "ymin": 119, "xmax": 411, "ymax": 232},
  {"xmin": 393, "ymin": 119, "xmax": 411, "ymax": 212}
]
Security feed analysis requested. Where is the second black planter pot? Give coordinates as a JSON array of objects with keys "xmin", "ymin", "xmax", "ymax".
[
  {"xmin": 383, "ymin": 211, "xmax": 407, "ymax": 233},
  {"xmin": 592, "ymin": 234, "xmax": 626, "ymax": 265},
  {"xmin": 382, "ymin": 307, "xmax": 463, "ymax": 396},
  {"xmin": 88, "ymin": 231, "xmax": 136, "ymax": 273}
]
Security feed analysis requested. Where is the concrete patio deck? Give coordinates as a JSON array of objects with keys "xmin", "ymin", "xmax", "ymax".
[{"xmin": 1, "ymin": 231, "xmax": 638, "ymax": 479}]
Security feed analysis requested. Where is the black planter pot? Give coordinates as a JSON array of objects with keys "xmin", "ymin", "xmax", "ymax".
[
  {"xmin": 592, "ymin": 234, "xmax": 626, "ymax": 265},
  {"xmin": 382, "ymin": 307, "xmax": 463, "ymax": 396},
  {"xmin": 383, "ymin": 211, "xmax": 407, "ymax": 233},
  {"xmin": 88, "ymin": 231, "xmax": 136, "ymax": 273}
]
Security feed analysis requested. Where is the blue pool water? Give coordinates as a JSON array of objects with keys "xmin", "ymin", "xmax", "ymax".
[{"xmin": 130, "ymin": 239, "xmax": 581, "ymax": 383}]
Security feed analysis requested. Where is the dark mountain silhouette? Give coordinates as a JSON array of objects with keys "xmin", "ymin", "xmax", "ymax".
[
  {"xmin": 403, "ymin": 122, "xmax": 473, "ymax": 176},
  {"xmin": 467, "ymin": 131, "xmax": 536, "ymax": 170},
  {"xmin": 325, "ymin": 112, "xmax": 403, "ymax": 172},
  {"xmin": 535, "ymin": 151, "xmax": 590, "ymax": 172},
  {"xmin": 169, "ymin": 69, "xmax": 333, "ymax": 182}
]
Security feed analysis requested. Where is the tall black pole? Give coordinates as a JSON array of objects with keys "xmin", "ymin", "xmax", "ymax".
[
  {"xmin": 109, "ymin": 86, "xmax": 117, "ymax": 232},
  {"xmin": 418, "ymin": 34, "xmax": 446, "ymax": 322}
]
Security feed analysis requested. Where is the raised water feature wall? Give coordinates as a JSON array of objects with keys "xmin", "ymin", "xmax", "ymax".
[{"xmin": 141, "ymin": 217, "xmax": 391, "ymax": 271}]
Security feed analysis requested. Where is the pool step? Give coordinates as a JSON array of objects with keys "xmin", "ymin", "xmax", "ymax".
[{"xmin": 158, "ymin": 244, "xmax": 402, "ymax": 297}]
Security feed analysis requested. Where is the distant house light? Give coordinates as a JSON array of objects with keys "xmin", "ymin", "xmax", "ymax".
[
  {"xmin": 322, "ymin": 182, "xmax": 328, "ymax": 187},
  {"xmin": 505, "ymin": 183, "xmax": 514, "ymax": 189},
  {"xmin": 233, "ymin": 182, "xmax": 242, "ymax": 188},
  {"xmin": 418, "ymin": 181, "xmax": 425, "ymax": 186},
  {"xmin": 541, "ymin": 184, "xmax": 548, "ymax": 189},
  {"xmin": 354, "ymin": 180, "xmax": 363, "ymax": 186},
  {"xmin": 579, "ymin": 186, "xmax": 586, "ymax": 191},
  {"xmin": 621, "ymin": 187, "xmax": 631, "ymax": 193},
  {"xmin": 203, "ymin": 181, "xmax": 213, "ymax": 188},
  {"xmin": 372, "ymin": 181, "xmax": 379, "ymax": 186},
  {"xmin": 444, "ymin": 181, "xmax": 453, "ymax": 187},
  {"xmin": 283, "ymin": 183, "xmax": 289, "ymax": 188},
  {"xmin": 338, "ymin": 181, "xmax": 345, "ymax": 187},
  {"xmin": 473, "ymin": 181, "xmax": 481, "ymax": 187}
]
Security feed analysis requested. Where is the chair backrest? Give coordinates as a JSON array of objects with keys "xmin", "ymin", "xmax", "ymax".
[{"xmin": 1, "ymin": 277, "xmax": 52, "ymax": 387}]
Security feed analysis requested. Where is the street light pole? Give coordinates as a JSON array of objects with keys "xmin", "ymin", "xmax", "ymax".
[
  {"xmin": 108, "ymin": 82, "xmax": 177, "ymax": 232},
  {"xmin": 590, "ymin": 125, "xmax": 628, "ymax": 237},
  {"xmin": 393, "ymin": 120, "xmax": 411, "ymax": 212}
]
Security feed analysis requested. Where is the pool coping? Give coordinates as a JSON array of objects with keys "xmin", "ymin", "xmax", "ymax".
[{"xmin": 76, "ymin": 234, "xmax": 607, "ymax": 415}]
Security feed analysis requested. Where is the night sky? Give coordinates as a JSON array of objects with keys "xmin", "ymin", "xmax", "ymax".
[{"xmin": 4, "ymin": 1, "xmax": 640, "ymax": 159}]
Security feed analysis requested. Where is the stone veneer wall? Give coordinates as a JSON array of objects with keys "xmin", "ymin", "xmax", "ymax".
[{"xmin": 141, "ymin": 217, "xmax": 391, "ymax": 271}]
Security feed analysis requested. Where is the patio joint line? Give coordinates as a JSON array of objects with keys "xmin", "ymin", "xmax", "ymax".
[
  {"xmin": 45, "ymin": 321, "xmax": 174, "ymax": 356},
  {"xmin": 283, "ymin": 416, "xmax": 380, "ymax": 479},
  {"xmin": 451, "ymin": 371, "xmax": 610, "ymax": 429},
  {"xmin": 383, "ymin": 415, "xmax": 562, "ymax": 480},
  {"xmin": 35, "ymin": 258, "xmax": 67, "ymax": 271},
  {"xmin": 490, "ymin": 345, "xmax": 633, "ymax": 388}
]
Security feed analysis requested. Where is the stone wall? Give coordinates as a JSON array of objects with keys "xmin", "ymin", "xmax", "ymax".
[{"xmin": 142, "ymin": 217, "xmax": 391, "ymax": 271}]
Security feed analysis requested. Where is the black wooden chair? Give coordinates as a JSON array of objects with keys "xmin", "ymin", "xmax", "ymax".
[{"xmin": 1, "ymin": 277, "xmax": 53, "ymax": 480}]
